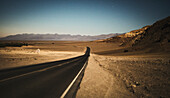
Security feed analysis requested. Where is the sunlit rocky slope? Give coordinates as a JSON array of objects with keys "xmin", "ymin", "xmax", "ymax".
[{"xmin": 101, "ymin": 16, "xmax": 170, "ymax": 52}]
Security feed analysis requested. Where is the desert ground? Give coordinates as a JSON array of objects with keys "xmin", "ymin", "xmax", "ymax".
[{"xmin": 0, "ymin": 40, "xmax": 169, "ymax": 98}]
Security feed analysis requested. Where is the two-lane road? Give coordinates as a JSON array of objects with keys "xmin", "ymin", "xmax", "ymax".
[{"xmin": 0, "ymin": 47, "xmax": 90, "ymax": 98}]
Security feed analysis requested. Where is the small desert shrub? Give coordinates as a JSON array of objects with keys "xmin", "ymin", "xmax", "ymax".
[{"xmin": 0, "ymin": 42, "xmax": 29, "ymax": 47}]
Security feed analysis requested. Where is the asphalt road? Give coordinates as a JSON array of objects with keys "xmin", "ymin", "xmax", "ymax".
[{"xmin": 0, "ymin": 47, "xmax": 90, "ymax": 98}]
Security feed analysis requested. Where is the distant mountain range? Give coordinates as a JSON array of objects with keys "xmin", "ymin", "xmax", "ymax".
[{"xmin": 0, "ymin": 33, "xmax": 120, "ymax": 41}]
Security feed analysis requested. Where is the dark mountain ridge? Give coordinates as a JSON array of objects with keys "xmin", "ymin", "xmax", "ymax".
[{"xmin": 101, "ymin": 16, "xmax": 170, "ymax": 53}]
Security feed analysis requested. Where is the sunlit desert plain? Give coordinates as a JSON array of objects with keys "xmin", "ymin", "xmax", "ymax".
[{"xmin": 0, "ymin": 39, "xmax": 169, "ymax": 98}]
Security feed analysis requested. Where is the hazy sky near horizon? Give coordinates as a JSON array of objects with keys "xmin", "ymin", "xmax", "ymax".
[{"xmin": 0, "ymin": 0, "xmax": 170, "ymax": 37}]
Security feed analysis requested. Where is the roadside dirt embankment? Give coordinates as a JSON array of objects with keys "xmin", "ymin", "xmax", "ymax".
[{"xmin": 76, "ymin": 54, "xmax": 135, "ymax": 98}]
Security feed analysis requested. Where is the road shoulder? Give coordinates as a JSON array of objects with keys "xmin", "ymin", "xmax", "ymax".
[{"xmin": 76, "ymin": 54, "xmax": 135, "ymax": 98}]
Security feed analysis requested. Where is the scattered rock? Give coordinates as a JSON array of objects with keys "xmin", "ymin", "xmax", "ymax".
[{"xmin": 132, "ymin": 84, "xmax": 137, "ymax": 88}]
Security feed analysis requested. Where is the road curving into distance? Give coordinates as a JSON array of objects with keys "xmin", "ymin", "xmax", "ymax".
[{"xmin": 0, "ymin": 47, "xmax": 90, "ymax": 98}]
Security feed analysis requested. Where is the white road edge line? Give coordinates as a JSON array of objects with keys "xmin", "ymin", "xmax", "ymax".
[
  {"xmin": 0, "ymin": 58, "xmax": 80, "ymax": 83},
  {"xmin": 60, "ymin": 61, "xmax": 87, "ymax": 98}
]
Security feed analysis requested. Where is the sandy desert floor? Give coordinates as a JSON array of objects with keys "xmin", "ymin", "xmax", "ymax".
[
  {"xmin": 0, "ymin": 41, "xmax": 169, "ymax": 98},
  {"xmin": 0, "ymin": 40, "xmax": 120, "ymax": 69},
  {"xmin": 0, "ymin": 46, "xmax": 83, "ymax": 70}
]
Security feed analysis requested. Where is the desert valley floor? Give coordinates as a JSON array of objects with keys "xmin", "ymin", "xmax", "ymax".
[{"xmin": 0, "ymin": 41, "xmax": 169, "ymax": 98}]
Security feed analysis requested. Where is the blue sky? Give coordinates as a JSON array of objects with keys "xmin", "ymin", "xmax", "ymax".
[{"xmin": 0, "ymin": 0, "xmax": 170, "ymax": 37}]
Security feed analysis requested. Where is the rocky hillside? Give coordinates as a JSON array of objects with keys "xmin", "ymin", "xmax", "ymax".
[
  {"xmin": 119, "ymin": 25, "xmax": 150, "ymax": 38},
  {"xmin": 100, "ymin": 26, "xmax": 150, "ymax": 44},
  {"xmin": 133, "ymin": 16, "xmax": 170, "ymax": 46},
  {"xmin": 102, "ymin": 16, "xmax": 170, "ymax": 52}
]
